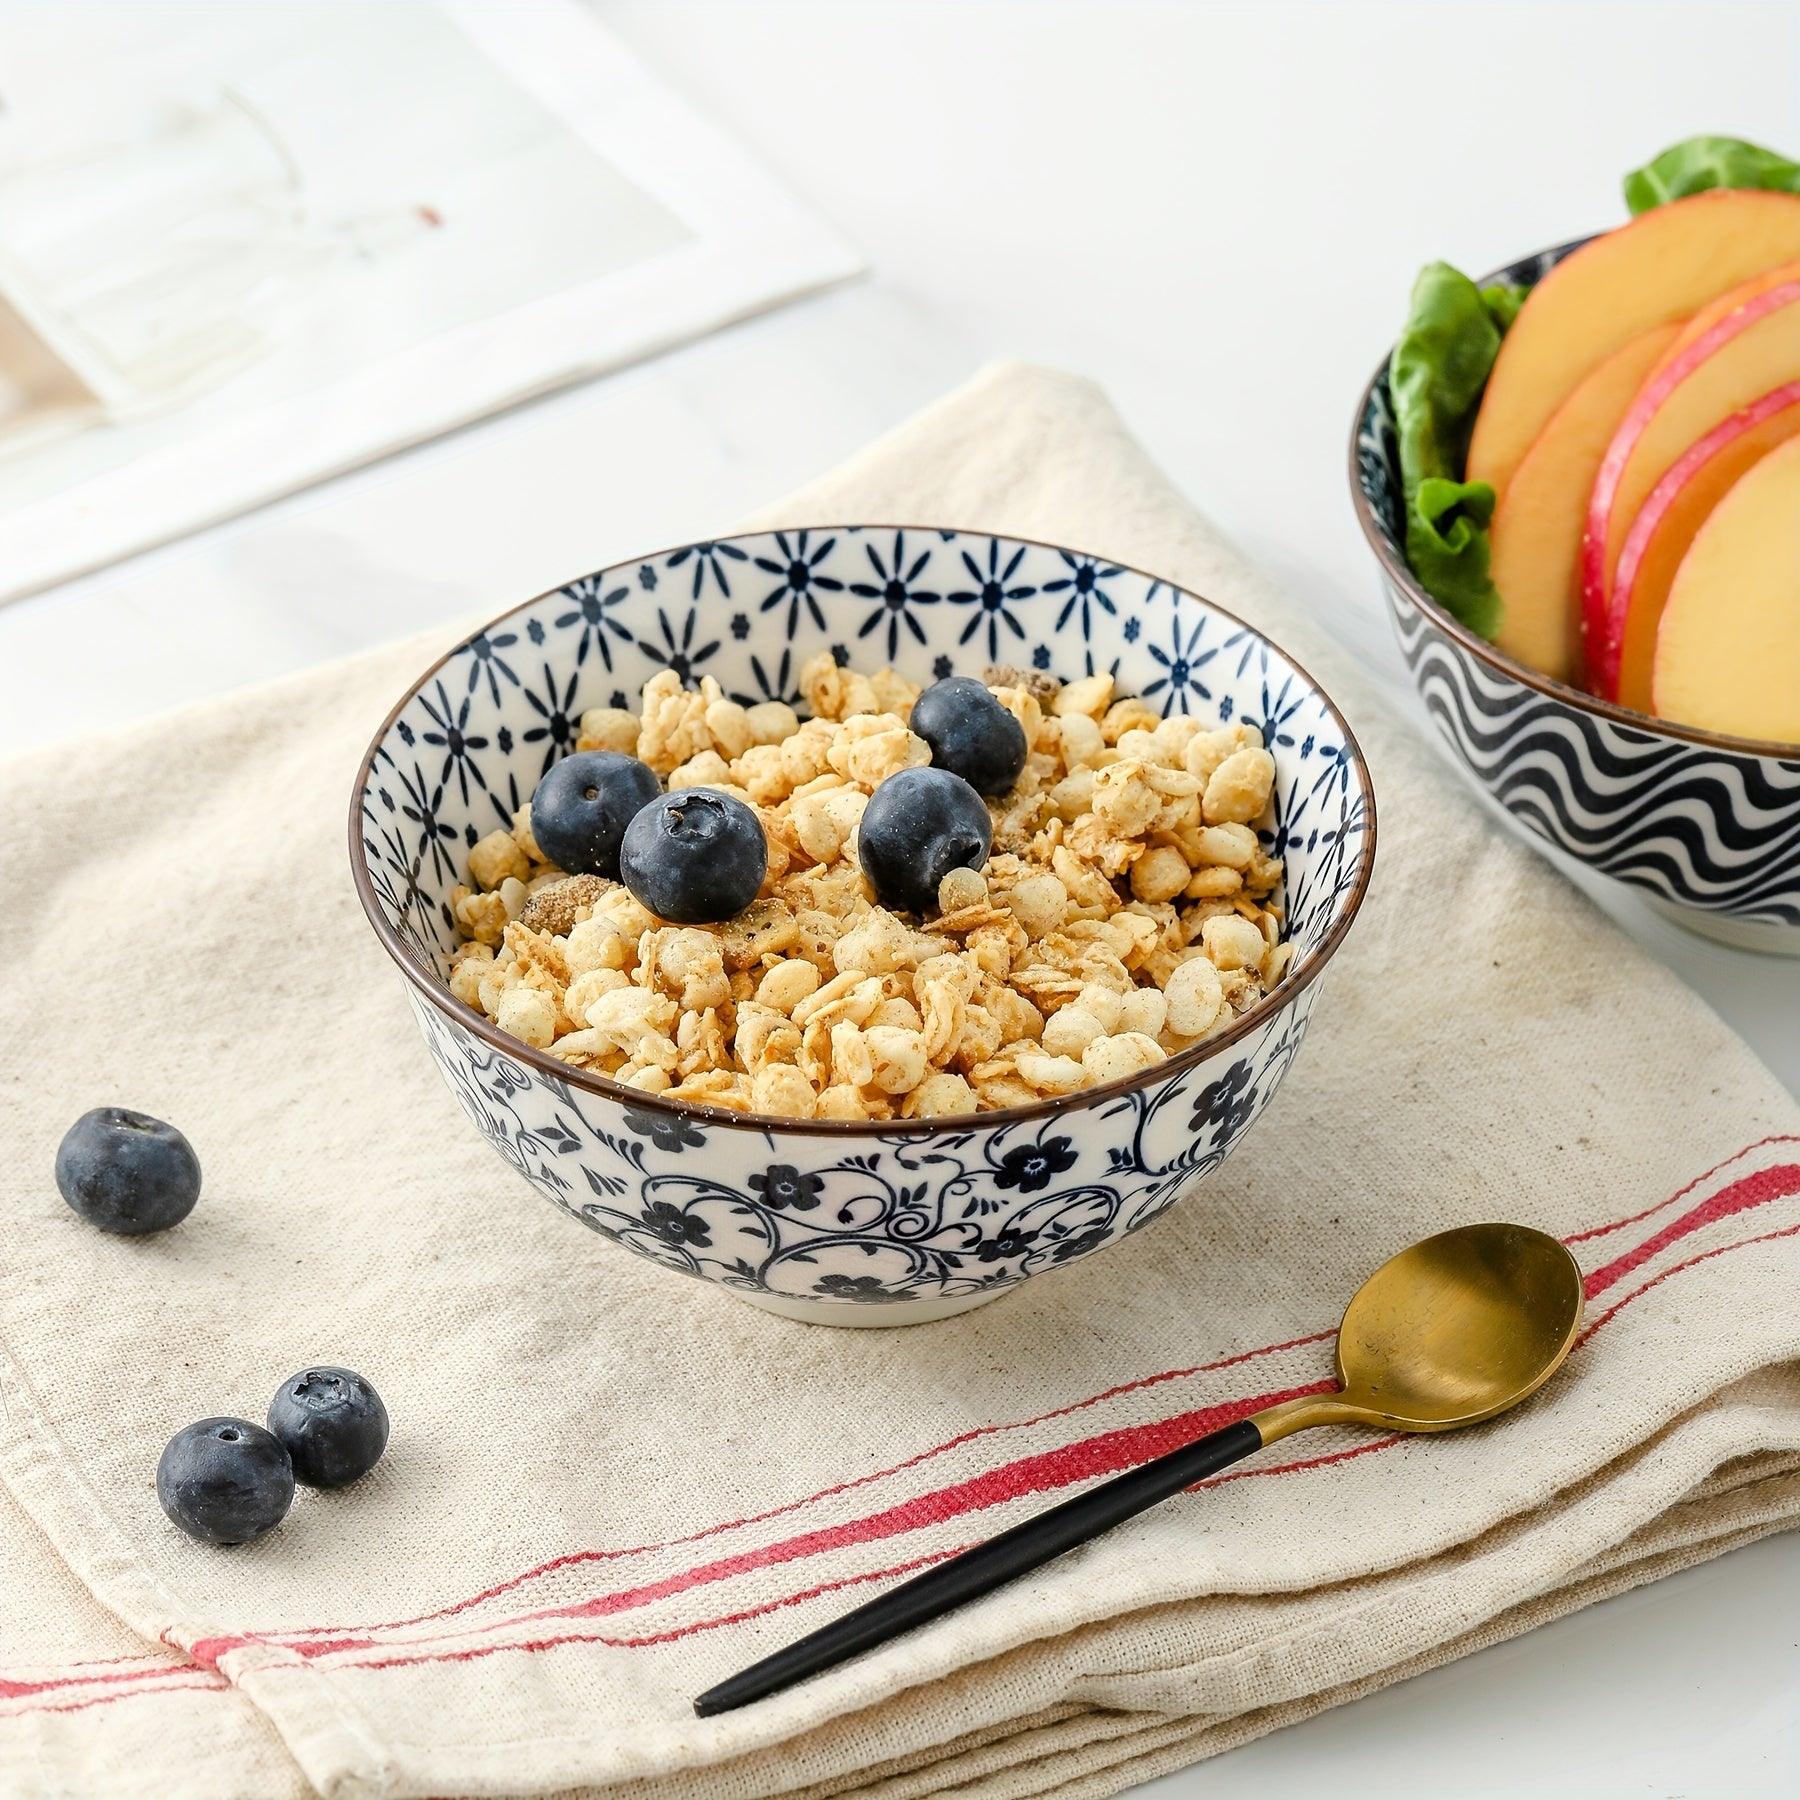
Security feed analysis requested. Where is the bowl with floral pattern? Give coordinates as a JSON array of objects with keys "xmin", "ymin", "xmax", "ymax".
[{"xmin": 350, "ymin": 528, "xmax": 1376, "ymax": 1325}]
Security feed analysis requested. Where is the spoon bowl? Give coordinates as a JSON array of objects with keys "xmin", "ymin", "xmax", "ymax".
[
  {"xmin": 695, "ymin": 1221, "xmax": 1585, "ymax": 1716},
  {"xmin": 1321, "ymin": 1222, "xmax": 1584, "ymax": 1434}
]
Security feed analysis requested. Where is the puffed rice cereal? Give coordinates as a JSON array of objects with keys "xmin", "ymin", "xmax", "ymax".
[{"xmin": 449, "ymin": 654, "xmax": 1287, "ymax": 1118}]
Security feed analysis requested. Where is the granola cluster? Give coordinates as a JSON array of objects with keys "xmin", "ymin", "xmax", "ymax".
[{"xmin": 445, "ymin": 653, "xmax": 1288, "ymax": 1118}]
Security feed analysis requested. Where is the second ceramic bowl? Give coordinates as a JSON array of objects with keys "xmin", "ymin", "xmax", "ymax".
[{"xmin": 1351, "ymin": 238, "xmax": 1800, "ymax": 954}]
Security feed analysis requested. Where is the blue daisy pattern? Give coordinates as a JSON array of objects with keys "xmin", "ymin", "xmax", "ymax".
[
  {"xmin": 460, "ymin": 627, "xmax": 522, "ymax": 706},
  {"xmin": 365, "ymin": 817, "xmax": 435, "ymax": 955},
  {"xmin": 520, "ymin": 663, "xmax": 582, "ymax": 775},
  {"xmin": 741, "ymin": 645, "xmax": 802, "ymax": 708},
  {"xmin": 358, "ymin": 528, "xmax": 1373, "ymax": 1313},
  {"xmin": 554, "ymin": 575, "xmax": 633, "ymax": 670},
  {"xmin": 416, "ymin": 679, "xmax": 490, "ymax": 807},
  {"xmin": 666, "ymin": 540, "xmax": 748, "ymax": 601},
  {"xmin": 848, "ymin": 531, "xmax": 941, "ymax": 660},
  {"xmin": 1303, "ymin": 736, "xmax": 1355, "ymax": 806},
  {"xmin": 636, "ymin": 606, "xmax": 721, "ymax": 686},
  {"xmin": 946, "ymin": 539, "xmax": 1035, "ymax": 662},
  {"xmin": 392, "ymin": 761, "xmax": 459, "ymax": 888},
  {"xmin": 1217, "ymin": 623, "xmax": 1272, "ymax": 686},
  {"xmin": 1042, "ymin": 553, "xmax": 1124, "ymax": 640},
  {"xmin": 1140, "ymin": 607, "xmax": 1218, "ymax": 716},
  {"xmin": 482, "ymin": 762, "xmax": 531, "ymax": 836},
  {"xmin": 754, "ymin": 529, "xmax": 845, "ymax": 637},
  {"xmin": 1249, "ymin": 669, "xmax": 1311, "ymax": 753}
]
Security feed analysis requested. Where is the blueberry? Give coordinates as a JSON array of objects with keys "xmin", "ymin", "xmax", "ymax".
[
  {"xmin": 620, "ymin": 787, "xmax": 767, "ymax": 924},
  {"xmin": 529, "ymin": 751, "xmax": 661, "ymax": 879},
  {"xmin": 267, "ymin": 1366, "xmax": 389, "ymax": 1489},
  {"xmin": 55, "ymin": 1108, "xmax": 200, "ymax": 1236},
  {"xmin": 157, "ymin": 1418, "xmax": 294, "ymax": 1546},
  {"xmin": 910, "ymin": 677, "xmax": 1027, "ymax": 796},
  {"xmin": 857, "ymin": 766, "xmax": 992, "ymax": 913}
]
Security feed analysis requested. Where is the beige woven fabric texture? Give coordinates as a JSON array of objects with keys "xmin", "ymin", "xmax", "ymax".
[{"xmin": 2, "ymin": 364, "xmax": 1797, "ymax": 1799}]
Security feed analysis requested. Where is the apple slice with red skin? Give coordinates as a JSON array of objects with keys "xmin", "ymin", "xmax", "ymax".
[
  {"xmin": 1654, "ymin": 257, "xmax": 1800, "ymax": 370},
  {"xmin": 1652, "ymin": 433, "xmax": 1800, "ymax": 742},
  {"xmin": 1580, "ymin": 272, "xmax": 1800, "ymax": 696},
  {"xmin": 1466, "ymin": 189, "xmax": 1800, "ymax": 499},
  {"xmin": 1599, "ymin": 381, "xmax": 1800, "ymax": 712},
  {"xmin": 1488, "ymin": 322, "xmax": 1677, "ymax": 683}
]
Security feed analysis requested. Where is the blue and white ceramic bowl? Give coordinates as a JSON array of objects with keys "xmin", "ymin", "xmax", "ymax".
[
  {"xmin": 350, "ymin": 529, "xmax": 1375, "ymax": 1325},
  {"xmin": 1352, "ymin": 238, "xmax": 1800, "ymax": 955}
]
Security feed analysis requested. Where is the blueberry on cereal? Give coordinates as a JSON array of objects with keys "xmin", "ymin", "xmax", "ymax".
[
  {"xmin": 620, "ymin": 788, "xmax": 767, "ymax": 924},
  {"xmin": 858, "ymin": 766, "xmax": 992, "ymax": 914},
  {"xmin": 55, "ymin": 1108, "xmax": 201, "ymax": 1236},
  {"xmin": 910, "ymin": 677, "xmax": 1027, "ymax": 796},
  {"xmin": 529, "ymin": 751, "xmax": 661, "ymax": 880}
]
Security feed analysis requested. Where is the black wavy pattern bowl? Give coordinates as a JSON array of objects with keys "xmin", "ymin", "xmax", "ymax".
[{"xmin": 1350, "ymin": 238, "xmax": 1800, "ymax": 953}]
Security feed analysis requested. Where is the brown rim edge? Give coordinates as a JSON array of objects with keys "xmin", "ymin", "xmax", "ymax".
[
  {"xmin": 348, "ymin": 524, "xmax": 1379, "ymax": 1138},
  {"xmin": 1347, "ymin": 244, "xmax": 1800, "ymax": 764}
]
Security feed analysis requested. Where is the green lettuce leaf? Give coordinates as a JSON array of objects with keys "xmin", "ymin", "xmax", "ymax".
[
  {"xmin": 1388, "ymin": 262, "xmax": 1520, "ymax": 638},
  {"xmin": 1624, "ymin": 135, "xmax": 1800, "ymax": 214},
  {"xmin": 1481, "ymin": 283, "xmax": 1527, "ymax": 332}
]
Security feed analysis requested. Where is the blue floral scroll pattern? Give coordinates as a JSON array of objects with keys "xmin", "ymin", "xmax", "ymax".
[{"xmin": 406, "ymin": 987, "xmax": 1317, "ymax": 1307}]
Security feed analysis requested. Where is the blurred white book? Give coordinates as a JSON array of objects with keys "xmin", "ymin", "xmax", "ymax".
[{"xmin": 0, "ymin": 0, "xmax": 862, "ymax": 601}]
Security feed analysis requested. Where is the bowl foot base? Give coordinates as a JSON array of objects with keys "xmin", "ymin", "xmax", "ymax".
[
  {"xmin": 1647, "ymin": 897, "xmax": 1800, "ymax": 958},
  {"xmin": 730, "ymin": 1287, "xmax": 1009, "ymax": 1328}
]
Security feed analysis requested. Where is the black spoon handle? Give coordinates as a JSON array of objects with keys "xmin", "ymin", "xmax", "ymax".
[{"xmin": 691, "ymin": 1414, "xmax": 1265, "ymax": 1717}]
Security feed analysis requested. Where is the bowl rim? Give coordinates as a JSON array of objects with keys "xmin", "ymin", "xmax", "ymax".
[
  {"xmin": 1347, "ymin": 237, "xmax": 1800, "ymax": 764},
  {"xmin": 348, "ymin": 523, "xmax": 1379, "ymax": 1139}
]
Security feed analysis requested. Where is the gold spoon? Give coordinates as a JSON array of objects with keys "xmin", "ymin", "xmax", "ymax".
[{"xmin": 694, "ymin": 1221, "xmax": 1583, "ymax": 1717}]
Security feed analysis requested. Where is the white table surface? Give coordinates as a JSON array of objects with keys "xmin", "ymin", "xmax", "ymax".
[{"xmin": 2, "ymin": 3, "xmax": 1796, "ymax": 1793}]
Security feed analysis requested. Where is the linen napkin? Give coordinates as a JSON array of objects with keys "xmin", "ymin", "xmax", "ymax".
[{"xmin": 2, "ymin": 363, "xmax": 1798, "ymax": 1800}]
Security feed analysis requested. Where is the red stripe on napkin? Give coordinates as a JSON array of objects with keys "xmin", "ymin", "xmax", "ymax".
[{"xmin": 1581, "ymin": 1165, "xmax": 1800, "ymax": 1298}]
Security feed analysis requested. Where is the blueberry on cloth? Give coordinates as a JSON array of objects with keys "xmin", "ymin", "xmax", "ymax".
[
  {"xmin": 157, "ymin": 1419, "xmax": 294, "ymax": 1546},
  {"xmin": 619, "ymin": 787, "xmax": 768, "ymax": 924},
  {"xmin": 55, "ymin": 1107, "xmax": 200, "ymax": 1236},
  {"xmin": 529, "ymin": 751, "xmax": 662, "ymax": 879},
  {"xmin": 267, "ymin": 1366, "xmax": 389, "ymax": 1489},
  {"xmin": 909, "ymin": 676, "xmax": 1028, "ymax": 796},
  {"xmin": 857, "ymin": 766, "xmax": 993, "ymax": 914}
]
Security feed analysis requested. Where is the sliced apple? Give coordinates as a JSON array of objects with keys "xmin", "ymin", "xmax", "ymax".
[
  {"xmin": 1604, "ymin": 382, "xmax": 1800, "ymax": 712},
  {"xmin": 1488, "ymin": 322, "xmax": 1678, "ymax": 682},
  {"xmin": 1580, "ymin": 273, "xmax": 1800, "ymax": 696},
  {"xmin": 1466, "ymin": 189, "xmax": 1800, "ymax": 497},
  {"xmin": 1655, "ymin": 257, "xmax": 1800, "ymax": 369},
  {"xmin": 1653, "ymin": 434, "xmax": 1800, "ymax": 741}
]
